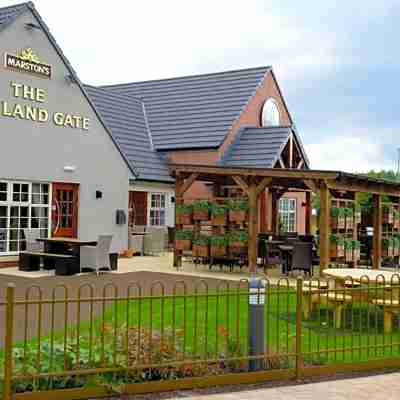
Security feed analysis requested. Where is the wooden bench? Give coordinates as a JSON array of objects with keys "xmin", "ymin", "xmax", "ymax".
[{"xmin": 19, "ymin": 251, "xmax": 78, "ymax": 276}]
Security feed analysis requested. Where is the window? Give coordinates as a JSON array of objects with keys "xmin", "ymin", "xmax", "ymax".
[
  {"xmin": 279, "ymin": 198, "xmax": 296, "ymax": 233},
  {"xmin": 261, "ymin": 98, "xmax": 280, "ymax": 127},
  {"xmin": 149, "ymin": 193, "xmax": 166, "ymax": 226},
  {"xmin": 0, "ymin": 181, "xmax": 51, "ymax": 254}
]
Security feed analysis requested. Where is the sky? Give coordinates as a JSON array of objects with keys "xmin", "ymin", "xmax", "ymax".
[{"xmin": 2, "ymin": 0, "xmax": 399, "ymax": 173}]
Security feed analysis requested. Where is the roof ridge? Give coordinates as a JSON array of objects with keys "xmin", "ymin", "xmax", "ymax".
[
  {"xmin": 100, "ymin": 65, "xmax": 272, "ymax": 89},
  {"xmin": 141, "ymin": 101, "xmax": 154, "ymax": 151},
  {"xmin": 0, "ymin": 1, "xmax": 31, "ymax": 12}
]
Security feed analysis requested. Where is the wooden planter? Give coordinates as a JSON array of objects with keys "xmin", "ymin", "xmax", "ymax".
[
  {"xmin": 345, "ymin": 217, "xmax": 354, "ymax": 230},
  {"xmin": 353, "ymin": 247, "xmax": 360, "ymax": 261},
  {"xmin": 394, "ymin": 217, "xmax": 400, "ymax": 230},
  {"xmin": 211, "ymin": 213, "xmax": 227, "ymax": 226},
  {"xmin": 345, "ymin": 249, "xmax": 353, "ymax": 262},
  {"xmin": 211, "ymin": 245, "xmax": 226, "ymax": 257},
  {"xmin": 331, "ymin": 217, "xmax": 345, "ymax": 230},
  {"xmin": 229, "ymin": 242, "xmax": 246, "ymax": 254},
  {"xmin": 383, "ymin": 210, "xmax": 394, "ymax": 224},
  {"xmin": 229, "ymin": 210, "xmax": 247, "ymax": 223},
  {"xmin": 193, "ymin": 209, "xmax": 209, "ymax": 221},
  {"xmin": 394, "ymin": 246, "xmax": 399, "ymax": 257},
  {"xmin": 176, "ymin": 213, "xmax": 192, "ymax": 225},
  {"xmin": 193, "ymin": 244, "xmax": 209, "ymax": 258},
  {"xmin": 355, "ymin": 211, "xmax": 361, "ymax": 225},
  {"xmin": 383, "ymin": 246, "xmax": 393, "ymax": 257},
  {"xmin": 175, "ymin": 239, "xmax": 191, "ymax": 251},
  {"xmin": 330, "ymin": 244, "xmax": 344, "ymax": 258}
]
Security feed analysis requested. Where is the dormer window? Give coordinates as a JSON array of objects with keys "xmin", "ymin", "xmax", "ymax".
[{"xmin": 261, "ymin": 98, "xmax": 280, "ymax": 127}]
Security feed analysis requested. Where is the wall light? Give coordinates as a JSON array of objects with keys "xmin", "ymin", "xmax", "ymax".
[
  {"xmin": 63, "ymin": 165, "xmax": 76, "ymax": 173},
  {"xmin": 25, "ymin": 22, "xmax": 41, "ymax": 30}
]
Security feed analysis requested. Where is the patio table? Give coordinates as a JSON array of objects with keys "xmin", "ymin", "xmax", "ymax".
[{"xmin": 323, "ymin": 268, "xmax": 400, "ymax": 285}]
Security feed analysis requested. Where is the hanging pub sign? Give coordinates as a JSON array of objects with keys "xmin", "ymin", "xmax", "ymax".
[{"xmin": 4, "ymin": 48, "xmax": 51, "ymax": 79}]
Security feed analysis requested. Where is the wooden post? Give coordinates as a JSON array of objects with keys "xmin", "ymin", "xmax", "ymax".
[
  {"xmin": 259, "ymin": 190, "xmax": 267, "ymax": 233},
  {"xmin": 271, "ymin": 190, "xmax": 279, "ymax": 234},
  {"xmin": 248, "ymin": 182, "xmax": 258, "ymax": 274},
  {"xmin": 372, "ymin": 193, "xmax": 382, "ymax": 270},
  {"xmin": 3, "ymin": 283, "xmax": 15, "ymax": 400},
  {"xmin": 305, "ymin": 191, "xmax": 312, "ymax": 235},
  {"xmin": 319, "ymin": 181, "xmax": 330, "ymax": 273},
  {"xmin": 173, "ymin": 174, "xmax": 184, "ymax": 268}
]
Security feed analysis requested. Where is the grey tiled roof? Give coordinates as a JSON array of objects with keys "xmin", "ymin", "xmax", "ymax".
[
  {"xmin": 220, "ymin": 126, "xmax": 292, "ymax": 168},
  {"xmin": 0, "ymin": 2, "xmax": 29, "ymax": 28},
  {"xmin": 101, "ymin": 66, "xmax": 271, "ymax": 150},
  {"xmin": 84, "ymin": 86, "xmax": 172, "ymax": 183}
]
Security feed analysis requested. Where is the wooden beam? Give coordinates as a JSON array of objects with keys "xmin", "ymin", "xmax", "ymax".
[
  {"xmin": 256, "ymin": 177, "xmax": 273, "ymax": 197},
  {"xmin": 170, "ymin": 164, "xmax": 340, "ymax": 180},
  {"xmin": 305, "ymin": 191, "xmax": 312, "ymax": 235},
  {"xmin": 289, "ymin": 135, "xmax": 293, "ymax": 168},
  {"xmin": 303, "ymin": 179, "xmax": 319, "ymax": 193},
  {"xmin": 372, "ymin": 194, "xmax": 382, "ymax": 270},
  {"xmin": 232, "ymin": 176, "xmax": 249, "ymax": 195},
  {"xmin": 248, "ymin": 182, "xmax": 258, "ymax": 273},
  {"xmin": 327, "ymin": 180, "xmax": 400, "ymax": 197},
  {"xmin": 279, "ymin": 157, "xmax": 286, "ymax": 168},
  {"xmin": 176, "ymin": 172, "xmax": 199, "ymax": 197},
  {"xmin": 319, "ymin": 180, "xmax": 331, "ymax": 272},
  {"xmin": 271, "ymin": 190, "xmax": 279, "ymax": 234},
  {"xmin": 297, "ymin": 160, "xmax": 304, "ymax": 169},
  {"xmin": 173, "ymin": 174, "xmax": 184, "ymax": 268}
]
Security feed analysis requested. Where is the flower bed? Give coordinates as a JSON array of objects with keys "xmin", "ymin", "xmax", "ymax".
[
  {"xmin": 210, "ymin": 203, "xmax": 227, "ymax": 226},
  {"xmin": 192, "ymin": 236, "xmax": 210, "ymax": 257},
  {"xmin": 210, "ymin": 235, "xmax": 229, "ymax": 257},
  {"xmin": 227, "ymin": 199, "xmax": 249, "ymax": 223},
  {"xmin": 330, "ymin": 234, "xmax": 345, "ymax": 258},
  {"xmin": 175, "ymin": 230, "xmax": 193, "ymax": 251},
  {"xmin": 193, "ymin": 200, "xmax": 211, "ymax": 221},
  {"xmin": 176, "ymin": 204, "xmax": 193, "ymax": 225},
  {"xmin": 331, "ymin": 207, "xmax": 345, "ymax": 230}
]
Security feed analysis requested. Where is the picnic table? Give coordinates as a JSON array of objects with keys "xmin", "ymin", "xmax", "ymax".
[{"xmin": 323, "ymin": 268, "xmax": 400, "ymax": 285}]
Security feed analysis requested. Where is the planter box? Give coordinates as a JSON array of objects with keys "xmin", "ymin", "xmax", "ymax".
[
  {"xmin": 355, "ymin": 211, "xmax": 361, "ymax": 225},
  {"xmin": 330, "ymin": 244, "xmax": 344, "ymax": 258},
  {"xmin": 345, "ymin": 217, "xmax": 354, "ymax": 230},
  {"xmin": 383, "ymin": 246, "xmax": 393, "ymax": 257},
  {"xmin": 211, "ymin": 213, "xmax": 227, "ymax": 226},
  {"xmin": 176, "ymin": 213, "xmax": 192, "ymax": 225},
  {"xmin": 193, "ymin": 244, "xmax": 209, "ymax": 258},
  {"xmin": 394, "ymin": 246, "xmax": 399, "ymax": 257},
  {"xmin": 394, "ymin": 218, "xmax": 400, "ymax": 230},
  {"xmin": 175, "ymin": 239, "xmax": 191, "ymax": 251},
  {"xmin": 229, "ymin": 210, "xmax": 247, "ymax": 223},
  {"xmin": 193, "ymin": 209, "xmax": 209, "ymax": 221},
  {"xmin": 331, "ymin": 217, "xmax": 345, "ymax": 230},
  {"xmin": 345, "ymin": 249, "xmax": 353, "ymax": 262},
  {"xmin": 211, "ymin": 245, "xmax": 226, "ymax": 257},
  {"xmin": 229, "ymin": 242, "xmax": 246, "ymax": 254},
  {"xmin": 383, "ymin": 210, "xmax": 394, "ymax": 224}
]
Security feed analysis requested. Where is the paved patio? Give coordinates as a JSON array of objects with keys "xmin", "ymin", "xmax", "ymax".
[{"xmin": 171, "ymin": 371, "xmax": 400, "ymax": 400}]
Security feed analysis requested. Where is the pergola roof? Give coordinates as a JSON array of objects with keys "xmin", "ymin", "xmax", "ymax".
[{"xmin": 169, "ymin": 164, "xmax": 400, "ymax": 196}]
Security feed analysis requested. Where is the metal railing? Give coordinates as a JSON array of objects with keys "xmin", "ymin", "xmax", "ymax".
[{"xmin": 1, "ymin": 276, "xmax": 400, "ymax": 399}]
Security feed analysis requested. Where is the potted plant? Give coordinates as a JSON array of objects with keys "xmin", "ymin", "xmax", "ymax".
[
  {"xmin": 176, "ymin": 203, "xmax": 193, "ymax": 225},
  {"xmin": 344, "ymin": 207, "xmax": 354, "ymax": 230},
  {"xmin": 355, "ymin": 204, "xmax": 362, "ymax": 225},
  {"xmin": 394, "ymin": 209, "xmax": 400, "ymax": 230},
  {"xmin": 229, "ymin": 231, "xmax": 248, "ymax": 253},
  {"xmin": 382, "ymin": 237, "xmax": 394, "ymax": 257},
  {"xmin": 175, "ymin": 229, "xmax": 193, "ymax": 251},
  {"xmin": 193, "ymin": 200, "xmax": 211, "ymax": 221},
  {"xmin": 393, "ymin": 236, "xmax": 400, "ymax": 257},
  {"xmin": 352, "ymin": 240, "xmax": 361, "ymax": 261},
  {"xmin": 383, "ymin": 204, "xmax": 394, "ymax": 224},
  {"xmin": 210, "ymin": 203, "xmax": 228, "ymax": 226},
  {"xmin": 330, "ymin": 234, "xmax": 345, "ymax": 258},
  {"xmin": 210, "ymin": 235, "xmax": 229, "ymax": 257},
  {"xmin": 344, "ymin": 239, "xmax": 354, "ymax": 262},
  {"xmin": 192, "ymin": 235, "xmax": 210, "ymax": 258},
  {"xmin": 331, "ymin": 207, "xmax": 345, "ymax": 230},
  {"xmin": 227, "ymin": 199, "xmax": 249, "ymax": 223}
]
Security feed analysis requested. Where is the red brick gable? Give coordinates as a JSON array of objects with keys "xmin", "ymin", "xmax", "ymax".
[{"xmin": 218, "ymin": 69, "xmax": 292, "ymax": 159}]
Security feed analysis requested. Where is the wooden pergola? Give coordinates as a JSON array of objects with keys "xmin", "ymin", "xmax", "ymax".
[{"xmin": 170, "ymin": 163, "xmax": 400, "ymax": 273}]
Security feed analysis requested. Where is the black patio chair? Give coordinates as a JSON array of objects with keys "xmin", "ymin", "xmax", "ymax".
[{"xmin": 291, "ymin": 242, "xmax": 313, "ymax": 276}]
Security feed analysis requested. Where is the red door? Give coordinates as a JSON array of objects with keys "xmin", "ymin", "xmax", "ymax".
[
  {"xmin": 128, "ymin": 191, "xmax": 147, "ymax": 226},
  {"xmin": 52, "ymin": 183, "xmax": 79, "ymax": 238}
]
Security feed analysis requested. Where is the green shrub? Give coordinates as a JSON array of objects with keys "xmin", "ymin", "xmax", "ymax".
[
  {"xmin": 226, "ymin": 199, "xmax": 249, "ymax": 212},
  {"xmin": 229, "ymin": 231, "xmax": 248, "ymax": 244},
  {"xmin": 175, "ymin": 230, "xmax": 193, "ymax": 240},
  {"xmin": 193, "ymin": 200, "xmax": 211, "ymax": 211},
  {"xmin": 330, "ymin": 234, "xmax": 345, "ymax": 246},
  {"xmin": 210, "ymin": 235, "xmax": 229, "ymax": 247},
  {"xmin": 193, "ymin": 235, "xmax": 209, "ymax": 246},
  {"xmin": 343, "ymin": 208, "xmax": 354, "ymax": 217},
  {"xmin": 176, "ymin": 204, "xmax": 193, "ymax": 215},
  {"xmin": 331, "ymin": 207, "xmax": 345, "ymax": 218},
  {"xmin": 210, "ymin": 203, "xmax": 227, "ymax": 216}
]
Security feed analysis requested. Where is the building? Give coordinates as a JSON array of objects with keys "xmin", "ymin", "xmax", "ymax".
[
  {"xmin": 0, "ymin": 2, "xmax": 310, "ymax": 264},
  {"xmin": 0, "ymin": 2, "xmax": 133, "ymax": 263}
]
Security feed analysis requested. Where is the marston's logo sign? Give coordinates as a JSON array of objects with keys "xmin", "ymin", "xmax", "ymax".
[{"xmin": 4, "ymin": 48, "xmax": 51, "ymax": 79}]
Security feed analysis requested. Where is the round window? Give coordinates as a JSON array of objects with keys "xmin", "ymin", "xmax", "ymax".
[{"xmin": 261, "ymin": 98, "xmax": 280, "ymax": 127}]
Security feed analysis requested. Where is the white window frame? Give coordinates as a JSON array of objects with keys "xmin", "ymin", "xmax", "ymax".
[
  {"xmin": 0, "ymin": 180, "xmax": 52, "ymax": 255},
  {"xmin": 261, "ymin": 98, "xmax": 280, "ymax": 127},
  {"xmin": 148, "ymin": 192, "xmax": 167, "ymax": 226},
  {"xmin": 278, "ymin": 198, "xmax": 297, "ymax": 233}
]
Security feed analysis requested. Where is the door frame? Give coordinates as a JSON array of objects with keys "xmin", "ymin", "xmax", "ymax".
[{"xmin": 52, "ymin": 182, "xmax": 79, "ymax": 238}]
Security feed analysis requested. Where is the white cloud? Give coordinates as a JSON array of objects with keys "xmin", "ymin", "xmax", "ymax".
[{"xmin": 306, "ymin": 135, "xmax": 394, "ymax": 173}]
